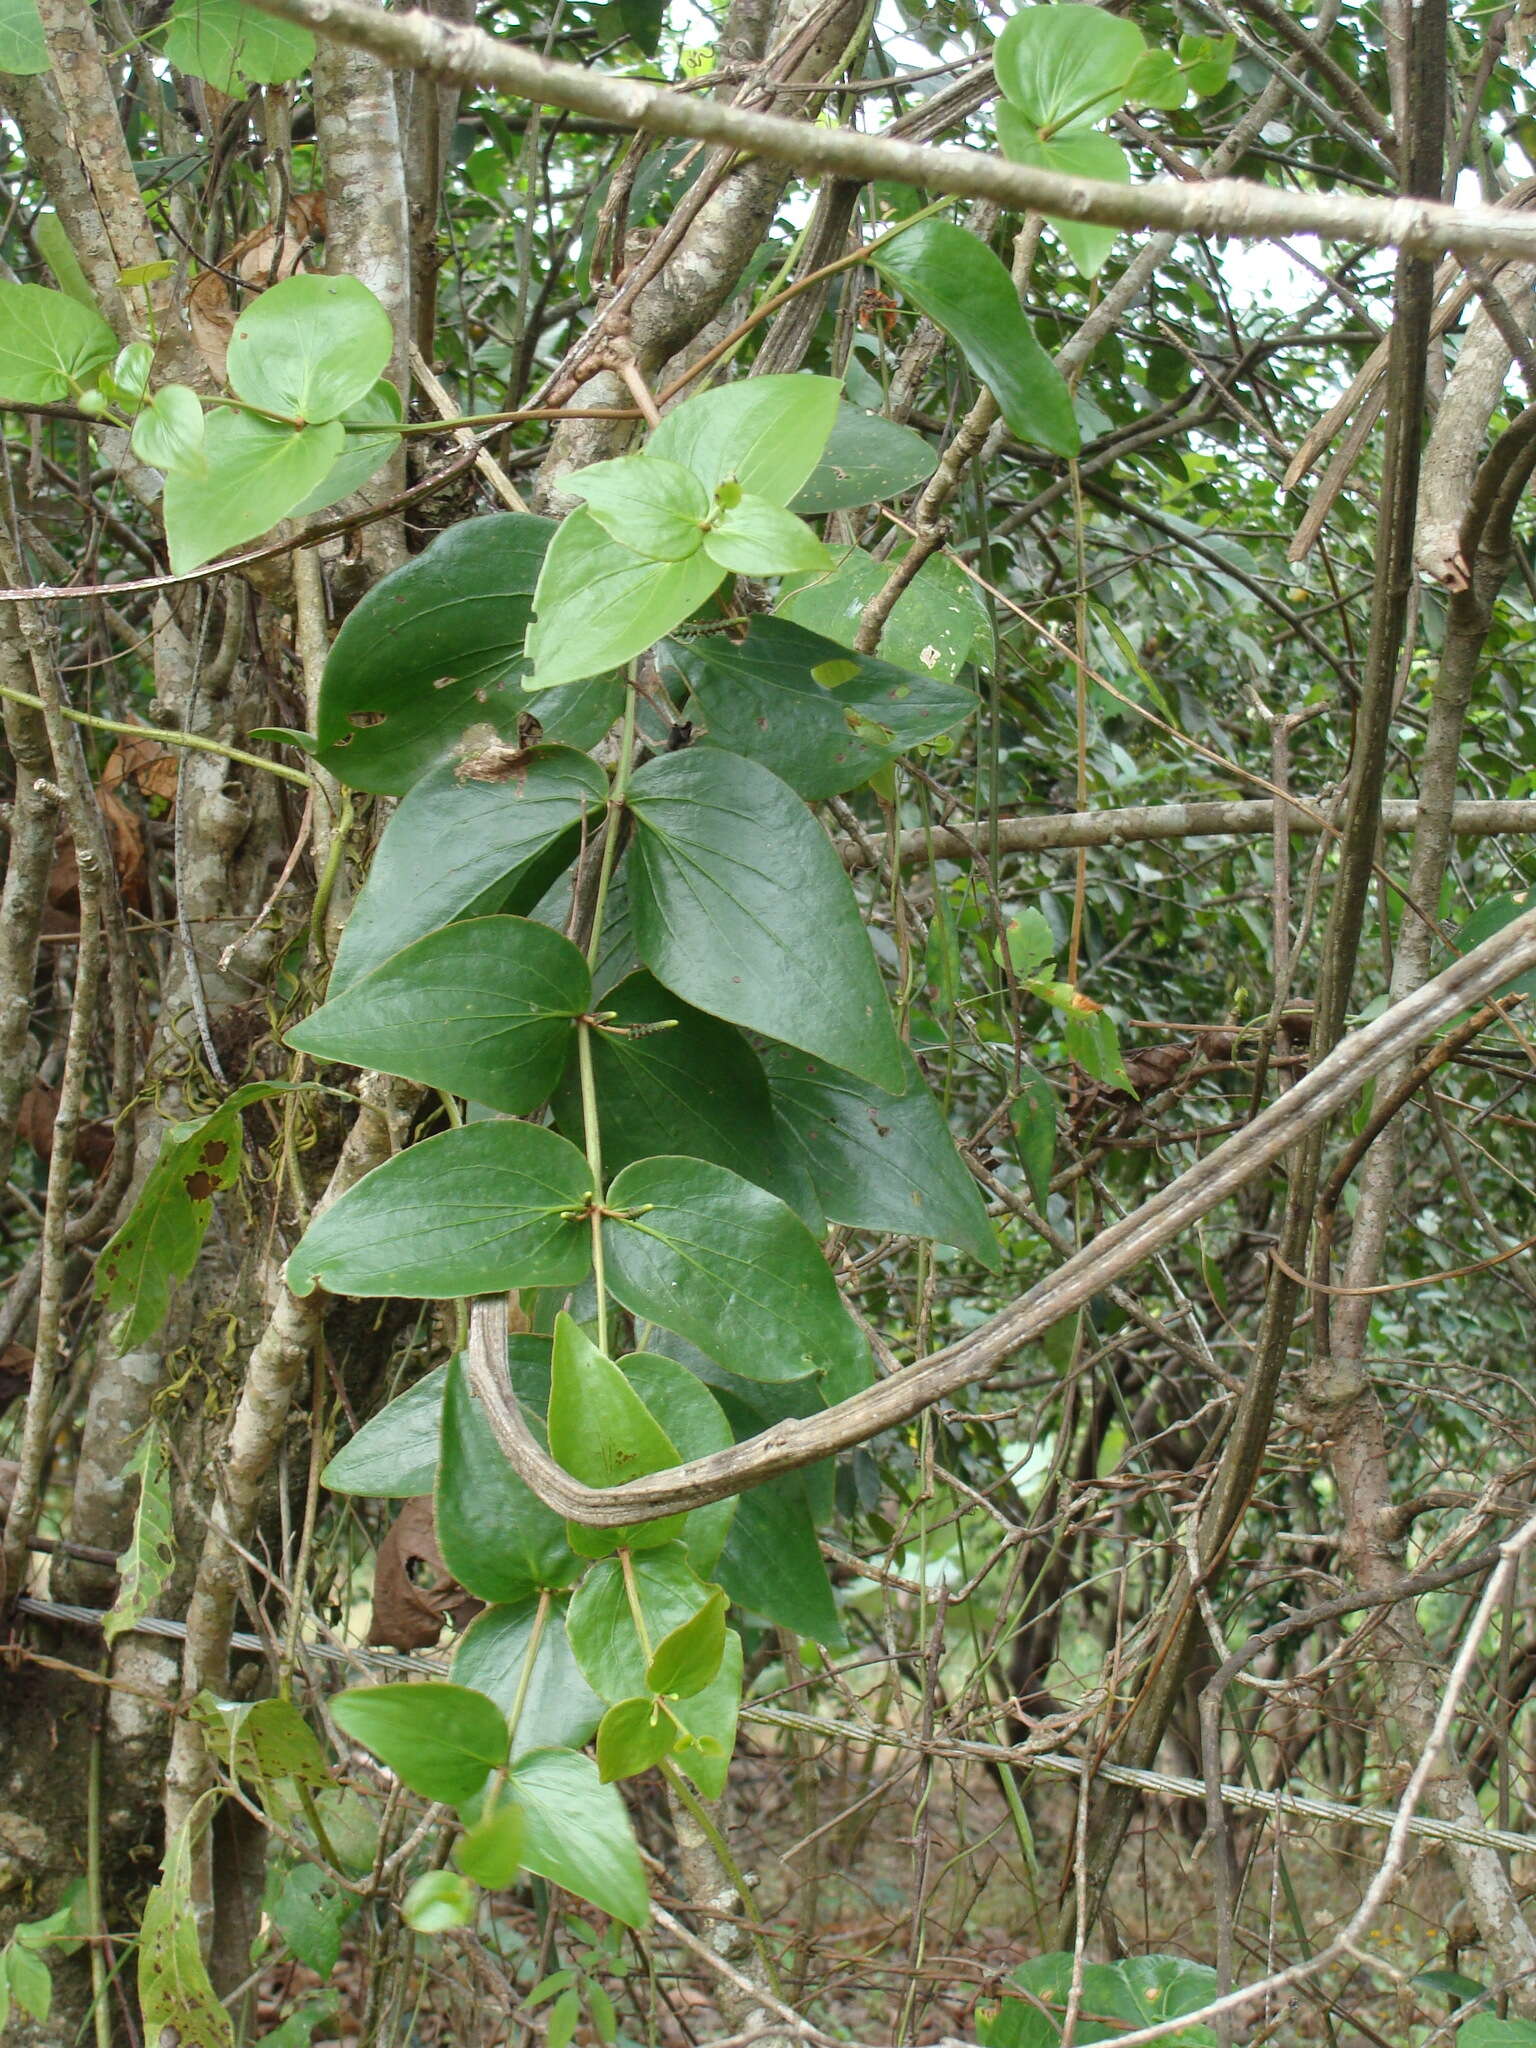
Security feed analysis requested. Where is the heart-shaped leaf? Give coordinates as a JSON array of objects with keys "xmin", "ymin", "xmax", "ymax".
[
  {"xmin": 329, "ymin": 1683, "xmax": 507, "ymax": 1804},
  {"xmin": 162, "ymin": 410, "xmax": 343, "ymax": 573},
  {"xmin": 226, "ymin": 273, "xmax": 393, "ymax": 424},
  {"xmin": 547, "ymin": 1314, "xmax": 685, "ymax": 1555},
  {"xmin": 646, "ymin": 374, "xmax": 842, "ymax": 504},
  {"xmin": 993, "ymin": 3, "xmax": 1145, "ymax": 132},
  {"xmin": 285, "ymin": 1120, "xmax": 592, "ymax": 1300},
  {"xmin": 567, "ymin": 454, "xmax": 710, "ymax": 561}
]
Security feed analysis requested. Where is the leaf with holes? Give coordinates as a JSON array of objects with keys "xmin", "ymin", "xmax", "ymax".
[
  {"xmin": 101, "ymin": 1423, "xmax": 174, "ymax": 1646},
  {"xmin": 329, "ymin": 746, "xmax": 607, "ymax": 989},
  {"xmin": 95, "ymin": 1082, "xmax": 291, "ymax": 1347},
  {"xmin": 626, "ymin": 748, "xmax": 904, "ymax": 1090},
  {"xmin": 671, "ymin": 616, "xmax": 974, "ymax": 796},
  {"xmin": 138, "ymin": 1819, "xmax": 234, "ymax": 2048},
  {"xmin": 285, "ymin": 1120, "xmax": 592, "ymax": 1300},
  {"xmin": 776, "ymin": 546, "xmax": 989, "ymax": 682},
  {"xmin": 288, "ymin": 916, "xmax": 590, "ymax": 1113},
  {"xmin": 314, "ymin": 515, "xmax": 561, "ymax": 793},
  {"xmin": 604, "ymin": 1156, "xmax": 872, "ymax": 1398}
]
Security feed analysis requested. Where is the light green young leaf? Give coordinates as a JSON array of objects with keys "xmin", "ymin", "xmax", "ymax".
[
  {"xmin": 595, "ymin": 1697, "xmax": 676, "ymax": 1782},
  {"xmin": 993, "ymin": 3, "xmax": 1145, "ymax": 131},
  {"xmin": 1124, "ymin": 45, "xmax": 1187, "ymax": 109},
  {"xmin": 455, "ymin": 1800, "xmax": 527, "ymax": 1888},
  {"xmin": 1063, "ymin": 1005, "xmax": 1135, "ymax": 1093},
  {"xmin": 507, "ymin": 1747, "xmax": 650, "ymax": 1926},
  {"xmin": 6, "ymin": 1942, "xmax": 51, "ymax": 2024},
  {"xmin": 646, "ymin": 1588, "xmax": 727, "ymax": 1699},
  {"xmin": 289, "ymin": 376, "xmax": 403, "ymax": 516},
  {"xmin": 1180, "ymin": 31, "xmax": 1236, "ymax": 96},
  {"xmin": 994, "ymin": 114, "xmax": 1129, "ymax": 278},
  {"xmin": 329, "ymin": 1682, "xmax": 507, "ymax": 1804},
  {"xmin": 287, "ymin": 915, "xmax": 591, "ymax": 1114},
  {"xmin": 547, "ymin": 1313, "xmax": 685, "ymax": 1556},
  {"xmin": 524, "ymin": 508, "xmax": 724, "ymax": 690},
  {"xmin": 139, "ymin": 1818, "xmax": 235, "ymax": 2048},
  {"xmin": 131, "ymin": 383, "xmax": 207, "ymax": 475},
  {"xmin": 567, "ymin": 454, "xmax": 710, "ymax": 560},
  {"xmin": 869, "ymin": 224, "xmax": 1078, "ymax": 456},
  {"xmin": 101, "ymin": 1423, "xmax": 174, "ymax": 1646},
  {"xmin": 162, "ymin": 409, "xmax": 343, "ymax": 573},
  {"xmin": 33, "ymin": 215, "xmax": 98, "ymax": 311},
  {"xmin": 647, "ymin": 373, "xmax": 842, "ymax": 504},
  {"xmin": 226, "ymin": 273, "xmax": 393, "ymax": 424},
  {"xmin": 702, "ymin": 492, "xmax": 828, "ymax": 575},
  {"xmin": 0, "ymin": 281, "xmax": 116, "ymax": 402},
  {"xmin": 567, "ymin": 1544, "xmax": 712, "ymax": 1702},
  {"xmin": 0, "ymin": 0, "xmax": 48, "ymax": 74},
  {"xmin": 402, "ymin": 1870, "xmax": 477, "ymax": 1931},
  {"xmin": 108, "ymin": 341, "xmax": 154, "ymax": 406},
  {"xmin": 163, "ymin": 0, "xmax": 315, "ymax": 89},
  {"xmin": 668, "ymin": 1627, "xmax": 742, "ymax": 1799}
]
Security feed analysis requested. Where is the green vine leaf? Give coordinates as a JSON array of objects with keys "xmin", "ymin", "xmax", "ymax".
[
  {"xmin": 138, "ymin": 1816, "xmax": 235, "ymax": 2048},
  {"xmin": 0, "ymin": 0, "xmax": 49, "ymax": 74},
  {"xmin": 329, "ymin": 1682, "xmax": 508, "ymax": 1805},
  {"xmin": 162, "ymin": 410, "xmax": 343, "ymax": 573},
  {"xmin": 162, "ymin": 0, "xmax": 315, "ymax": 89},
  {"xmin": 790, "ymin": 402, "xmax": 937, "ymax": 513},
  {"xmin": 290, "ymin": 375, "xmax": 402, "ymax": 515},
  {"xmin": 286, "ymin": 1121, "xmax": 593, "ymax": 1300},
  {"xmin": 645, "ymin": 373, "xmax": 842, "ymax": 504},
  {"xmin": 604, "ymin": 1155, "xmax": 873, "ymax": 1398},
  {"xmin": 0, "ymin": 281, "xmax": 115, "ymax": 402},
  {"xmin": 566, "ymin": 1542, "xmax": 713, "ymax": 1703},
  {"xmin": 625, "ymin": 748, "xmax": 905, "ymax": 1090},
  {"xmin": 506, "ymin": 1748, "xmax": 651, "ymax": 1926},
  {"xmin": 595, "ymin": 1697, "xmax": 676, "ymax": 1782},
  {"xmin": 437, "ymin": 1353, "xmax": 581, "ymax": 1605},
  {"xmin": 130, "ymin": 383, "xmax": 207, "ymax": 476},
  {"xmin": 322, "ymin": 1364, "xmax": 447, "ymax": 1497},
  {"xmin": 547, "ymin": 1313, "xmax": 685, "ymax": 1556},
  {"xmin": 993, "ymin": 116, "xmax": 1129, "ymax": 277},
  {"xmin": 524, "ymin": 508, "xmax": 724, "ymax": 691},
  {"xmin": 451, "ymin": 1598, "xmax": 603, "ymax": 1758},
  {"xmin": 288, "ymin": 915, "xmax": 591, "ymax": 1113},
  {"xmin": 566, "ymin": 453, "xmax": 710, "ymax": 560},
  {"xmin": 700, "ymin": 492, "xmax": 827, "ymax": 575},
  {"xmin": 226, "ymin": 273, "xmax": 393, "ymax": 424},
  {"xmin": 992, "ymin": 3, "xmax": 1146, "ymax": 132}
]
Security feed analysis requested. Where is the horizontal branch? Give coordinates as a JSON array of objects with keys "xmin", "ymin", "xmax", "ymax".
[
  {"xmin": 245, "ymin": 0, "xmax": 1536, "ymax": 261},
  {"xmin": 466, "ymin": 897, "xmax": 1536, "ymax": 1522},
  {"xmin": 847, "ymin": 796, "xmax": 1536, "ymax": 868}
]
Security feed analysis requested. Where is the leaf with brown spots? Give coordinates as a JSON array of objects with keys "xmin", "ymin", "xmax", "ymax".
[{"xmin": 93, "ymin": 1081, "xmax": 294, "ymax": 1347}]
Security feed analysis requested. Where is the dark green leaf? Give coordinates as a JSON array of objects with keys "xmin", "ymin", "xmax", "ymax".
[
  {"xmin": 670, "ymin": 617, "xmax": 974, "ymax": 798},
  {"xmin": 269, "ymin": 1866, "xmax": 354, "ymax": 1978},
  {"xmin": 647, "ymin": 1588, "xmax": 727, "ymax": 1698},
  {"xmin": 525, "ymin": 509, "xmax": 725, "ymax": 690},
  {"xmin": 1011, "ymin": 1072, "xmax": 1057, "ymax": 1210},
  {"xmin": 329, "ymin": 1682, "xmax": 507, "ymax": 1804},
  {"xmin": 596, "ymin": 1697, "xmax": 676, "ymax": 1782},
  {"xmin": 604, "ymin": 1156, "xmax": 872, "ymax": 1398},
  {"xmin": 451, "ymin": 1598, "xmax": 603, "ymax": 1758},
  {"xmin": 226, "ymin": 274, "xmax": 393, "ymax": 424},
  {"xmin": 287, "ymin": 1119, "xmax": 592, "ymax": 1301},
  {"xmin": 646, "ymin": 374, "xmax": 842, "ymax": 505},
  {"xmin": 626, "ymin": 748, "xmax": 904, "ymax": 1090},
  {"xmin": 869, "ymin": 223, "xmax": 1079, "ymax": 456},
  {"xmin": 322, "ymin": 1365, "xmax": 446, "ymax": 1497},
  {"xmin": 790, "ymin": 403, "xmax": 937, "ymax": 513},
  {"xmin": 566, "ymin": 1542, "xmax": 711, "ymax": 1701},
  {"xmin": 762, "ymin": 1043, "xmax": 998, "ymax": 1264},
  {"xmin": 1453, "ymin": 890, "xmax": 1536, "ymax": 1002},
  {"xmin": 619, "ymin": 0, "xmax": 663, "ymax": 53},
  {"xmin": 314, "ymin": 514, "xmax": 555, "ymax": 793},
  {"xmin": 506, "ymin": 1748, "xmax": 650, "ymax": 1925},
  {"xmin": 547, "ymin": 1313, "xmax": 685, "ymax": 1555},
  {"xmin": 716, "ymin": 1471, "xmax": 843, "ymax": 1646},
  {"xmin": 551, "ymin": 970, "xmax": 814, "ymax": 1221},
  {"xmin": 437, "ymin": 1352, "xmax": 581, "ymax": 1604},
  {"xmin": 163, "ymin": 411, "xmax": 343, "ymax": 573},
  {"xmin": 776, "ymin": 545, "xmax": 990, "ymax": 683},
  {"xmin": 288, "ymin": 916, "xmax": 590, "ymax": 1112},
  {"xmin": 329, "ymin": 745, "xmax": 607, "ymax": 990}
]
